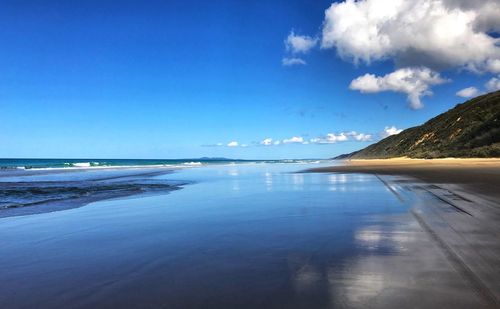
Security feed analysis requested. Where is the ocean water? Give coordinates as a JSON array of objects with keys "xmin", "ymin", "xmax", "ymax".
[
  {"xmin": 0, "ymin": 163, "xmax": 484, "ymax": 308},
  {"xmin": 0, "ymin": 158, "xmax": 323, "ymax": 170}
]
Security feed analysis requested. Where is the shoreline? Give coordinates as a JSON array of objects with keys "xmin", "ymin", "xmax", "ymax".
[
  {"xmin": 306, "ymin": 158, "xmax": 500, "ymax": 203},
  {"xmin": 2, "ymin": 161, "xmax": 500, "ymax": 307},
  {"xmin": 0, "ymin": 164, "xmax": 189, "ymax": 178},
  {"xmin": 0, "ymin": 168, "xmax": 185, "ymax": 218}
]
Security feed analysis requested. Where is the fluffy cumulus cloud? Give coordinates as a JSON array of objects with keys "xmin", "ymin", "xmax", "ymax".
[
  {"xmin": 285, "ymin": 31, "xmax": 318, "ymax": 54},
  {"xmin": 381, "ymin": 126, "xmax": 403, "ymax": 138},
  {"xmin": 350, "ymin": 67, "xmax": 448, "ymax": 109},
  {"xmin": 282, "ymin": 57, "xmax": 306, "ymax": 66},
  {"xmin": 321, "ymin": 0, "xmax": 500, "ymax": 73},
  {"xmin": 486, "ymin": 76, "xmax": 500, "ymax": 92},
  {"xmin": 316, "ymin": 0, "xmax": 500, "ymax": 108},
  {"xmin": 227, "ymin": 141, "xmax": 239, "ymax": 147},
  {"xmin": 456, "ymin": 87, "xmax": 479, "ymax": 98}
]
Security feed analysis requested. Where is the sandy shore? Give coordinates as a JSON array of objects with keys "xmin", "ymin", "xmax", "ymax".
[
  {"xmin": 2, "ymin": 163, "xmax": 500, "ymax": 308},
  {"xmin": 307, "ymin": 158, "xmax": 500, "ymax": 202}
]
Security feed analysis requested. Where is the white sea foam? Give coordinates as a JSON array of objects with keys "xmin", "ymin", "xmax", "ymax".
[
  {"xmin": 72, "ymin": 162, "xmax": 92, "ymax": 167},
  {"xmin": 183, "ymin": 162, "xmax": 203, "ymax": 166}
]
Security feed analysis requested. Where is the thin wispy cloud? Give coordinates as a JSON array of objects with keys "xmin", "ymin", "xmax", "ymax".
[
  {"xmin": 310, "ymin": 132, "xmax": 372, "ymax": 144},
  {"xmin": 282, "ymin": 57, "xmax": 306, "ymax": 66},
  {"xmin": 202, "ymin": 141, "xmax": 244, "ymax": 148},
  {"xmin": 201, "ymin": 142, "xmax": 224, "ymax": 147},
  {"xmin": 282, "ymin": 136, "xmax": 305, "ymax": 144}
]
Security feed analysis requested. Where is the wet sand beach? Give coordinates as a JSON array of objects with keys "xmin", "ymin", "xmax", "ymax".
[
  {"xmin": 308, "ymin": 158, "xmax": 500, "ymax": 307},
  {"xmin": 1, "ymin": 163, "xmax": 500, "ymax": 308},
  {"xmin": 307, "ymin": 158, "xmax": 500, "ymax": 202}
]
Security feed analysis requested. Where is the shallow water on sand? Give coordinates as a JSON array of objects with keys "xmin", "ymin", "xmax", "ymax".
[
  {"xmin": 0, "ymin": 164, "xmax": 485, "ymax": 308},
  {"xmin": 0, "ymin": 167, "xmax": 184, "ymax": 217}
]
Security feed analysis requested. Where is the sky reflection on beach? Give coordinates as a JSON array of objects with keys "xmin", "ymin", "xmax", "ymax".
[{"xmin": 0, "ymin": 164, "xmax": 485, "ymax": 308}]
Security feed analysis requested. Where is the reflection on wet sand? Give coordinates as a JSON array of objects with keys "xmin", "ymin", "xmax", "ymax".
[
  {"xmin": 0, "ymin": 164, "xmax": 493, "ymax": 308},
  {"xmin": 287, "ymin": 213, "xmax": 485, "ymax": 308},
  {"xmin": 291, "ymin": 173, "xmax": 304, "ymax": 190},
  {"xmin": 265, "ymin": 172, "xmax": 273, "ymax": 192}
]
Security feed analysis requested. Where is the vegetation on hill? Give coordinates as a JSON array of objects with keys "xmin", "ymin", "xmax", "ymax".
[{"xmin": 338, "ymin": 90, "xmax": 500, "ymax": 159}]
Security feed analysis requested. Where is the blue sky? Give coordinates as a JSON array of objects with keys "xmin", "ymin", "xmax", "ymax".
[{"xmin": 1, "ymin": 0, "xmax": 499, "ymax": 159}]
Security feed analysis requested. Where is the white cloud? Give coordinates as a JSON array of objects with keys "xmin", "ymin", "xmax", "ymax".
[
  {"xmin": 255, "ymin": 132, "xmax": 375, "ymax": 146},
  {"xmin": 310, "ymin": 132, "xmax": 372, "ymax": 144},
  {"xmin": 350, "ymin": 67, "xmax": 448, "ymax": 109},
  {"xmin": 282, "ymin": 136, "xmax": 304, "ymax": 144},
  {"xmin": 352, "ymin": 132, "xmax": 372, "ymax": 142},
  {"xmin": 486, "ymin": 76, "xmax": 500, "ymax": 92},
  {"xmin": 381, "ymin": 126, "xmax": 403, "ymax": 138},
  {"xmin": 260, "ymin": 138, "xmax": 273, "ymax": 146},
  {"xmin": 282, "ymin": 57, "xmax": 307, "ymax": 66},
  {"xmin": 201, "ymin": 142, "xmax": 224, "ymax": 147},
  {"xmin": 486, "ymin": 59, "xmax": 500, "ymax": 74},
  {"xmin": 326, "ymin": 133, "xmax": 348, "ymax": 143},
  {"xmin": 285, "ymin": 31, "xmax": 318, "ymax": 54},
  {"xmin": 227, "ymin": 141, "xmax": 239, "ymax": 147},
  {"xmin": 321, "ymin": 0, "xmax": 500, "ymax": 73},
  {"xmin": 456, "ymin": 87, "xmax": 479, "ymax": 98}
]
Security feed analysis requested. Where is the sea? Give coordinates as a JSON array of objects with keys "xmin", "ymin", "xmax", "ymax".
[{"xmin": 0, "ymin": 158, "xmax": 323, "ymax": 170}]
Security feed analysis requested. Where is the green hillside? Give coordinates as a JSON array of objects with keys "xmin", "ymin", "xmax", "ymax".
[{"xmin": 340, "ymin": 90, "xmax": 500, "ymax": 159}]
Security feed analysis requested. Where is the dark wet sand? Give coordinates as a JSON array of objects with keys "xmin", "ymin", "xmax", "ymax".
[
  {"xmin": 308, "ymin": 158, "xmax": 500, "ymax": 307},
  {"xmin": 307, "ymin": 158, "xmax": 500, "ymax": 202},
  {"xmin": 3, "ymin": 164, "xmax": 500, "ymax": 308}
]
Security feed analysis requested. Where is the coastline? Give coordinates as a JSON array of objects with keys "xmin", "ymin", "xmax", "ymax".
[
  {"xmin": 0, "ymin": 165, "xmax": 180, "ymax": 178},
  {"xmin": 0, "ymin": 161, "xmax": 326, "ymax": 218},
  {"xmin": 0, "ymin": 167, "xmax": 185, "ymax": 218},
  {"xmin": 306, "ymin": 157, "xmax": 500, "ymax": 202},
  {"xmin": 2, "ymin": 162, "xmax": 500, "ymax": 307}
]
